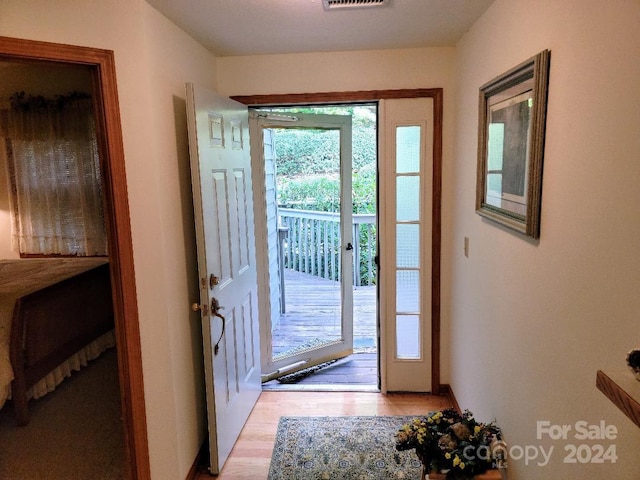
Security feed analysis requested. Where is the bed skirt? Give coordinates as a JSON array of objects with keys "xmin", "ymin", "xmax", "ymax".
[{"xmin": 0, "ymin": 329, "xmax": 116, "ymax": 410}]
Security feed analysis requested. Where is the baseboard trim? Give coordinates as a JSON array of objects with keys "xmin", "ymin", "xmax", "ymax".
[
  {"xmin": 439, "ymin": 384, "xmax": 461, "ymax": 413},
  {"xmin": 185, "ymin": 441, "xmax": 211, "ymax": 480}
]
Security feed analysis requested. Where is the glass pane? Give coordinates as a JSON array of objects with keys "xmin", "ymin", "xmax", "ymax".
[
  {"xmin": 487, "ymin": 172, "xmax": 503, "ymax": 195},
  {"xmin": 270, "ymin": 127, "xmax": 344, "ymax": 361},
  {"xmin": 396, "ymin": 224, "xmax": 419, "ymax": 268},
  {"xmin": 396, "ymin": 176, "xmax": 420, "ymax": 221},
  {"xmin": 396, "ymin": 126, "xmax": 421, "ymax": 173},
  {"xmin": 396, "ymin": 270, "xmax": 419, "ymax": 312},
  {"xmin": 396, "ymin": 315, "xmax": 420, "ymax": 359},
  {"xmin": 275, "ymin": 127, "xmax": 340, "ymax": 212}
]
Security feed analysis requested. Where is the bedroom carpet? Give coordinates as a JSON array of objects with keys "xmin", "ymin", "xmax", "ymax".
[
  {"xmin": 267, "ymin": 415, "xmax": 423, "ymax": 479},
  {"xmin": 0, "ymin": 348, "xmax": 125, "ymax": 479}
]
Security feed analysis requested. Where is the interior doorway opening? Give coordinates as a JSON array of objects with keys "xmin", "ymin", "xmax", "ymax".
[
  {"xmin": 0, "ymin": 36, "xmax": 149, "ymax": 480},
  {"xmin": 252, "ymin": 104, "xmax": 379, "ymax": 390}
]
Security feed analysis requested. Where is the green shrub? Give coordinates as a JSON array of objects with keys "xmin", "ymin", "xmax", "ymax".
[
  {"xmin": 277, "ymin": 165, "xmax": 376, "ymax": 215},
  {"xmin": 272, "ymin": 105, "xmax": 378, "ymax": 285}
]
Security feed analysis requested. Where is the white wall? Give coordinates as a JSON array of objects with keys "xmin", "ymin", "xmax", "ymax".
[
  {"xmin": 448, "ymin": 0, "xmax": 640, "ymax": 478},
  {"xmin": 0, "ymin": 1, "xmax": 217, "ymax": 478},
  {"xmin": 217, "ymin": 48, "xmax": 455, "ymax": 96}
]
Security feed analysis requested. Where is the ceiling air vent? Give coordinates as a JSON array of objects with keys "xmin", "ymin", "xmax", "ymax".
[{"xmin": 322, "ymin": 0, "xmax": 389, "ymax": 10}]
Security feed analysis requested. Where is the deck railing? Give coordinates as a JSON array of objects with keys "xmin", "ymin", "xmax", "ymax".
[{"xmin": 278, "ymin": 208, "xmax": 377, "ymax": 286}]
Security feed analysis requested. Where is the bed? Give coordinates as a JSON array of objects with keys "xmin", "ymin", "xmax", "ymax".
[{"xmin": 0, "ymin": 258, "xmax": 114, "ymax": 426}]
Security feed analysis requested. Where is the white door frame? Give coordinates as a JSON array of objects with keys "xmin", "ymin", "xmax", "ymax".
[{"xmin": 249, "ymin": 112, "xmax": 355, "ymax": 380}]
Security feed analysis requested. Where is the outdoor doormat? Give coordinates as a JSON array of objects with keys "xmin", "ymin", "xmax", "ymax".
[
  {"xmin": 267, "ymin": 416, "xmax": 423, "ymax": 479},
  {"xmin": 276, "ymin": 360, "xmax": 338, "ymax": 383},
  {"xmin": 273, "ymin": 338, "xmax": 338, "ymax": 383}
]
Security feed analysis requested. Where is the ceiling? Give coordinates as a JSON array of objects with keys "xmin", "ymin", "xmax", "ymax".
[{"xmin": 145, "ymin": 0, "xmax": 495, "ymax": 57}]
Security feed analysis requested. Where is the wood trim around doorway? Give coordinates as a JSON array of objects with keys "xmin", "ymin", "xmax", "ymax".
[
  {"xmin": 232, "ymin": 89, "xmax": 443, "ymax": 394},
  {"xmin": 0, "ymin": 36, "xmax": 150, "ymax": 480}
]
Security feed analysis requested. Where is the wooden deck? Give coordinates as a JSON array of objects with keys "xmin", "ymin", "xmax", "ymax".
[
  {"xmin": 262, "ymin": 352, "xmax": 378, "ymax": 390},
  {"xmin": 265, "ymin": 268, "xmax": 378, "ymax": 388},
  {"xmin": 271, "ymin": 268, "xmax": 377, "ymax": 355}
]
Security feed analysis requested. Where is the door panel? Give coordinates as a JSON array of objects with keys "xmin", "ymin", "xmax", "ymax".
[
  {"xmin": 186, "ymin": 83, "xmax": 261, "ymax": 474},
  {"xmin": 249, "ymin": 113, "xmax": 354, "ymax": 381},
  {"xmin": 380, "ymin": 98, "xmax": 434, "ymax": 392},
  {"xmin": 234, "ymin": 169, "xmax": 251, "ymax": 271},
  {"xmin": 211, "ymin": 170, "xmax": 233, "ymax": 285}
]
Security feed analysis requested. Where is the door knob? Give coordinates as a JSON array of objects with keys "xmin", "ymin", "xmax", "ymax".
[{"xmin": 191, "ymin": 302, "xmax": 209, "ymax": 315}]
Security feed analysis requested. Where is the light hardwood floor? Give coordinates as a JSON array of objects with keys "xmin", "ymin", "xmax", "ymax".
[{"xmin": 196, "ymin": 391, "xmax": 453, "ymax": 479}]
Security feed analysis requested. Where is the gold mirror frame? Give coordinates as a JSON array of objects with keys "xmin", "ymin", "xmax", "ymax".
[{"xmin": 476, "ymin": 50, "xmax": 550, "ymax": 239}]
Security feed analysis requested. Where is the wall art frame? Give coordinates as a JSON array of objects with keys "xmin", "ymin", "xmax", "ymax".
[{"xmin": 476, "ymin": 49, "xmax": 550, "ymax": 239}]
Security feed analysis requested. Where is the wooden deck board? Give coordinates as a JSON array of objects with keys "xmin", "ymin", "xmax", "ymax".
[
  {"xmin": 266, "ymin": 269, "xmax": 378, "ymax": 387},
  {"xmin": 272, "ymin": 268, "xmax": 377, "ymax": 356}
]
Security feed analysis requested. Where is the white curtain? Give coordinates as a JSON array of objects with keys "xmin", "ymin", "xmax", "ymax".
[{"xmin": 1, "ymin": 92, "xmax": 107, "ymax": 256}]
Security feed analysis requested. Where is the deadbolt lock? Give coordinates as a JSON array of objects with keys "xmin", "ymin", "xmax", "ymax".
[{"xmin": 209, "ymin": 274, "xmax": 220, "ymax": 289}]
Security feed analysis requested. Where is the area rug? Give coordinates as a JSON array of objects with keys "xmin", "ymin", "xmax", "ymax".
[{"xmin": 268, "ymin": 416, "xmax": 423, "ymax": 479}]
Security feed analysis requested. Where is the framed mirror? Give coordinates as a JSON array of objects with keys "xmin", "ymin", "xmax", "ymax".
[{"xmin": 476, "ymin": 50, "xmax": 550, "ymax": 238}]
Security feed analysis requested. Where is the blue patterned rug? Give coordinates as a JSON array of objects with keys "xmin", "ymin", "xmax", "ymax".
[{"xmin": 268, "ymin": 416, "xmax": 423, "ymax": 479}]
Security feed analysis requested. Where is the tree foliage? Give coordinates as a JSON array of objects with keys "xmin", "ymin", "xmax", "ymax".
[
  {"xmin": 273, "ymin": 105, "xmax": 377, "ymax": 214},
  {"xmin": 271, "ymin": 105, "xmax": 378, "ymax": 285}
]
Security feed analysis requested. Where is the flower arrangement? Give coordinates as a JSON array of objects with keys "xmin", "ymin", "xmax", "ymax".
[
  {"xmin": 627, "ymin": 348, "xmax": 640, "ymax": 381},
  {"xmin": 396, "ymin": 409, "xmax": 502, "ymax": 480}
]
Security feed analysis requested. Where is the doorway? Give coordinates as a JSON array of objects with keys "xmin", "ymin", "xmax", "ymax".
[
  {"xmin": 0, "ymin": 36, "xmax": 149, "ymax": 479},
  {"xmin": 0, "ymin": 59, "xmax": 125, "ymax": 478},
  {"xmin": 236, "ymin": 90, "xmax": 442, "ymax": 394},
  {"xmin": 251, "ymin": 105, "xmax": 379, "ymax": 390}
]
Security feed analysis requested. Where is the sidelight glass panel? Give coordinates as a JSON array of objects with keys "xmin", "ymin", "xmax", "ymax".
[
  {"xmin": 396, "ymin": 270, "xmax": 419, "ymax": 312},
  {"xmin": 394, "ymin": 125, "xmax": 423, "ymax": 363},
  {"xmin": 396, "ymin": 176, "xmax": 420, "ymax": 221},
  {"xmin": 396, "ymin": 315, "xmax": 420, "ymax": 359},
  {"xmin": 396, "ymin": 224, "xmax": 419, "ymax": 268},
  {"xmin": 396, "ymin": 126, "xmax": 421, "ymax": 173}
]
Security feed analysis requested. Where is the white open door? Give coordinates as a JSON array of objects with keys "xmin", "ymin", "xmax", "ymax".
[
  {"xmin": 186, "ymin": 83, "xmax": 261, "ymax": 474},
  {"xmin": 249, "ymin": 112, "xmax": 354, "ymax": 381}
]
